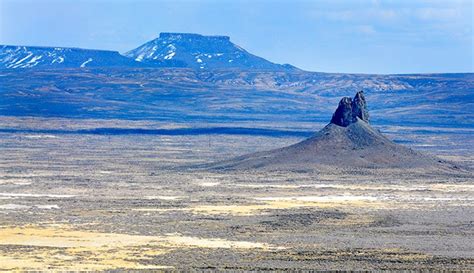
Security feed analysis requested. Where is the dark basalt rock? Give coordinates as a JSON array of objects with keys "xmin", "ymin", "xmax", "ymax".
[
  {"xmin": 331, "ymin": 97, "xmax": 353, "ymax": 127},
  {"xmin": 352, "ymin": 90, "xmax": 369, "ymax": 123},
  {"xmin": 331, "ymin": 91, "xmax": 369, "ymax": 127}
]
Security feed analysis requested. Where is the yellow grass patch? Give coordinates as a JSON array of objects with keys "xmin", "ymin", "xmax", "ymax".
[
  {"xmin": 0, "ymin": 225, "xmax": 278, "ymax": 270},
  {"xmin": 189, "ymin": 196, "xmax": 382, "ymax": 216}
]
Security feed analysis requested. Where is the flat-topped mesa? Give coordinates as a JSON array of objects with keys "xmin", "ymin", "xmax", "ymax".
[
  {"xmin": 331, "ymin": 91, "xmax": 370, "ymax": 127},
  {"xmin": 124, "ymin": 32, "xmax": 293, "ymax": 70},
  {"xmin": 159, "ymin": 32, "xmax": 230, "ymax": 41}
]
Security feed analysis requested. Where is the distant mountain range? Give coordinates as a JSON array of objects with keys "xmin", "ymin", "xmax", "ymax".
[
  {"xmin": 0, "ymin": 33, "xmax": 297, "ymax": 70},
  {"xmin": 0, "ymin": 32, "xmax": 472, "ymax": 129}
]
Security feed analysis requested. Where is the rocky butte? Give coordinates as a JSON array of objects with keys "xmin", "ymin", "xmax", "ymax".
[
  {"xmin": 331, "ymin": 91, "xmax": 370, "ymax": 126},
  {"xmin": 208, "ymin": 91, "xmax": 461, "ymax": 172}
]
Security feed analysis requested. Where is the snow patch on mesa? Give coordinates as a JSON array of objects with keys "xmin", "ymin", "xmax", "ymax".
[
  {"xmin": 28, "ymin": 55, "xmax": 42, "ymax": 64},
  {"xmin": 52, "ymin": 56, "xmax": 64, "ymax": 64},
  {"xmin": 135, "ymin": 54, "xmax": 145, "ymax": 62},
  {"xmin": 80, "ymin": 58, "xmax": 93, "ymax": 67},
  {"xmin": 164, "ymin": 52, "xmax": 175, "ymax": 60},
  {"xmin": 14, "ymin": 52, "xmax": 33, "ymax": 65},
  {"xmin": 163, "ymin": 44, "xmax": 176, "ymax": 60},
  {"xmin": 7, "ymin": 52, "xmax": 34, "ymax": 68},
  {"xmin": 147, "ymin": 45, "xmax": 158, "ymax": 58}
]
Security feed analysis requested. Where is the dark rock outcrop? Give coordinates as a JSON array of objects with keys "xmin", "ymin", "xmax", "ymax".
[
  {"xmin": 352, "ymin": 91, "xmax": 369, "ymax": 123},
  {"xmin": 330, "ymin": 97, "xmax": 353, "ymax": 127},
  {"xmin": 331, "ymin": 90, "xmax": 369, "ymax": 127},
  {"xmin": 206, "ymin": 90, "xmax": 462, "ymax": 172}
]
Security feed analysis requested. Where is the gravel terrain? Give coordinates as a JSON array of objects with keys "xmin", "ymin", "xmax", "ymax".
[{"xmin": 0, "ymin": 117, "xmax": 472, "ymax": 271}]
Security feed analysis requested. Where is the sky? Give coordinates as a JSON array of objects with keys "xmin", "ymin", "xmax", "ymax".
[{"xmin": 0, "ymin": 0, "xmax": 472, "ymax": 74}]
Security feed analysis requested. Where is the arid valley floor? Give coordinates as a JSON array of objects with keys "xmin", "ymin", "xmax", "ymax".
[{"xmin": 0, "ymin": 117, "xmax": 473, "ymax": 271}]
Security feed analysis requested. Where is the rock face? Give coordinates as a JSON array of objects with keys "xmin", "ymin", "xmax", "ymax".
[
  {"xmin": 331, "ymin": 91, "xmax": 369, "ymax": 126},
  {"xmin": 331, "ymin": 97, "xmax": 353, "ymax": 127},
  {"xmin": 207, "ymin": 91, "xmax": 460, "ymax": 172},
  {"xmin": 352, "ymin": 91, "xmax": 369, "ymax": 123}
]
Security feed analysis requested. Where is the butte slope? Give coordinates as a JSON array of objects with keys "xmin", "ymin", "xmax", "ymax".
[{"xmin": 209, "ymin": 91, "xmax": 462, "ymax": 172}]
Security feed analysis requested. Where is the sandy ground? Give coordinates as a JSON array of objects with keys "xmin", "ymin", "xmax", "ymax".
[{"xmin": 0, "ymin": 118, "xmax": 473, "ymax": 270}]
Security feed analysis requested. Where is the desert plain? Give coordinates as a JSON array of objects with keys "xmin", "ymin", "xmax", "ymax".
[{"xmin": 0, "ymin": 117, "xmax": 473, "ymax": 271}]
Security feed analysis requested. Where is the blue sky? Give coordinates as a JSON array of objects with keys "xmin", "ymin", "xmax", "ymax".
[{"xmin": 0, "ymin": 0, "xmax": 472, "ymax": 73}]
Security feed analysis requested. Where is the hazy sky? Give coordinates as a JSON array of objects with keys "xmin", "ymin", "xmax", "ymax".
[{"xmin": 0, "ymin": 0, "xmax": 472, "ymax": 73}]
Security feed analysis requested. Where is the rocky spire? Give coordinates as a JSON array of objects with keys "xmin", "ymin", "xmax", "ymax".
[
  {"xmin": 352, "ymin": 90, "xmax": 369, "ymax": 123},
  {"xmin": 330, "ymin": 91, "xmax": 369, "ymax": 127}
]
